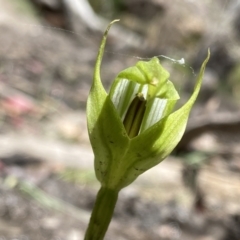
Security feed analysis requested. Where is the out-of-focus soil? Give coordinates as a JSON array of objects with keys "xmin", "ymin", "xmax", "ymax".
[
  {"xmin": 0, "ymin": 157, "xmax": 240, "ymax": 240},
  {"xmin": 0, "ymin": 1, "xmax": 240, "ymax": 240}
]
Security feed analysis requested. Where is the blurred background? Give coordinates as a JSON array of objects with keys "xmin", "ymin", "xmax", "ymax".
[{"xmin": 0, "ymin": 0, "xmax": 240, "ymax": 239}]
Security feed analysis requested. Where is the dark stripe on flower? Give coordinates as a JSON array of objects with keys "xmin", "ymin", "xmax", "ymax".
[{"xmin": 123, "ymin": 95, "xmax": 146, "ymax": 138}]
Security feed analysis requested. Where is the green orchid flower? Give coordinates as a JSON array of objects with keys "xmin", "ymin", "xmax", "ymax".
[
  {"xmin": 84, "ymin": 20, "xmax": 210, "ymax": 240},
  {"xmin": 87, "ymin": 20, "xmax": 210, "ymax": 190}
]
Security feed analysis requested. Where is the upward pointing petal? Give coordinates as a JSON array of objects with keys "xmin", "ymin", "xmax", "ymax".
[
  {"xmin": 87, "ymin": 20, "xmax": 130, "ymax": 185},
  {"xmin": 87, "ymin": 20, "xmax": 119, "ymax": 134},
  {"xmin": 93, "ymin": 19, "xmax": 120, "ymax": 92}
]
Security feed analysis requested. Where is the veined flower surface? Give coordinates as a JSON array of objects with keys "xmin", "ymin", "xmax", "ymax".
[
  {"xmin": 109, "ymin": 57, "xmax": 180, "ymax": 137},
  {"xmin": 87, "ymin": 20, "xmax": 210, "ymax": 190}
]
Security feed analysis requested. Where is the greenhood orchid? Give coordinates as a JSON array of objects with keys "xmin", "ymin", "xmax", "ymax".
[
  {"xmin": 84, "ymin": 20, "xmax": 210, "ymax": 240},
  {"xmin": 87, "ymin": 20, "xmax": 210, "ymax": 191}
]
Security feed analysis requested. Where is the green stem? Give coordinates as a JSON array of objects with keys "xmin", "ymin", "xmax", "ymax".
[{"xmin": 84, "ymin": 187, "xmax": 119, "ymax": 240}]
